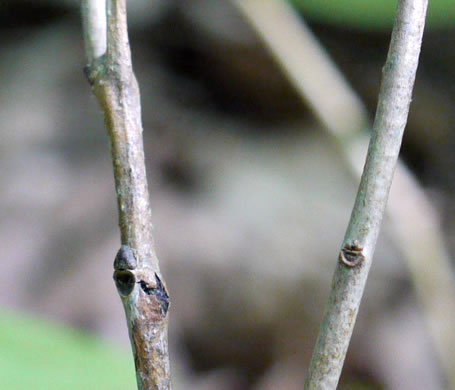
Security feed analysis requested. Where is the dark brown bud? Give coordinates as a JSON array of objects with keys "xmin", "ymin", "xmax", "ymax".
[{"xmin": 114, "ymin": 245, "xmax": 137, "ymax": 271}]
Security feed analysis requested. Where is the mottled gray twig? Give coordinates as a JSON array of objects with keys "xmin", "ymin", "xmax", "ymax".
[
  {"xmin": 81, "ymin": 1, "xmax": 171, "ymax": 389},
  {"xmin": 233, "ymin": 0, "xmax": 454, "ymax": 388},
  {"xmin": 304, "ymin": 0, "xmax": 428, "ymax": 388}
]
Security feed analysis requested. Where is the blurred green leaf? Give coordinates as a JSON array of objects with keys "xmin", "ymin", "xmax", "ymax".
[
  {"xmin": 289, "ymin": 0, "xmax": 455, "ymax": 30},
  {"xmin": 0, "ymin": 311, "xmax": 135, "ymax": 390}
]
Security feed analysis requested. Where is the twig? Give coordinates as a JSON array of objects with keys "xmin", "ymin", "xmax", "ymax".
[
  {"xmin": 81, "ymin": 0, "xmax": 106, "ymax": 62},
  {"xmin": 304, "ymin": 0, "xmax": 428, "ymax": 388},
  {"xmin": 233, "ymin": 1, "xmax": 455, "ymax": 388},
  {"xmin": 81, "ymin": 1, "xmax": 171, "ymax": 389}
]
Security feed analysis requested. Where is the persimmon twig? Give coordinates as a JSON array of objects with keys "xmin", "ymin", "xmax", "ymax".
[{"xmin": 81, "ymin": 1, "xmax": 171, "ymax": 389}]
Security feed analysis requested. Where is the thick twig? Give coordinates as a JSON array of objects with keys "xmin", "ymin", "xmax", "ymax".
[
  {"xmin": 234, "ymin": 0, "xmax": 455, "ymax": 388},
  {"xmin": 303, "ymin": 1, "xmax": 428, "ymax": 388},
  {"xmin": 81, "ymin": 1, "xmax": 171, "ymax": 389}
]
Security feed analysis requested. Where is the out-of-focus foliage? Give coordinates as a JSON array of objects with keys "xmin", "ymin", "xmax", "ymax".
[
  {"xmin": 290, "ymin": 0, "xmax": 455, "ymax": 30},
  {"xmin": 0, "ymin": 312, "xmax": 135, "ymax": 390}
]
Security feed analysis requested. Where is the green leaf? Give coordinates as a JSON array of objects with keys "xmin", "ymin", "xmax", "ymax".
[
  {"xmin": 0, "ymin": 311, "xmax": 135, "ymax": 390},
  {"xmin": 289, "ymin": 0, "xmax": 455, "ymax": 30}
]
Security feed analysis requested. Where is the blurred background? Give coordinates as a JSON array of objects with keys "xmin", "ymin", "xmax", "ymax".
[{"xmin": 1, "ymin": 0, "xmax": 455, "ymax": 389}]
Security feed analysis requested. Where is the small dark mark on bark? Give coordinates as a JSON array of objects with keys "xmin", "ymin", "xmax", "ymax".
[
  {"xmin": 83, "ymin": 55, "xmax": 106, "ymax": 86},
  {"xmin": 339, "ymin": 241, "xmax": 365, "ymax": 267},
  {"xmin": 83, "ymin": 64, "xmax": 93, "ymax": 85},
  {"xmin": 139, "ymin": 280, "xmax": 153, "ymax": 295},
  {"xmin": 139, "ymin": 274, "xmax": 170, "ymax": 317},
  {"xmin": 114, "ymin": 245, "xmax": 137, "ymax": 270},
  {"xmin": 113, "ymin": 270, "xmax": 136, "ymax": 296}
]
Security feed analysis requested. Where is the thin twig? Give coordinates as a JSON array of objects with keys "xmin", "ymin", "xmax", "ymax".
[
  {"xmin": 304, "ymin": 0, "xmax": 428, "ymax": 388},
  {"xmin": 81, "ymin": 0, "xmax": 106, "ymax": 62},
  {"xmin": 81, "ymin": 1, "xmax": 171, "ymax": 389},
  {"xmin": 234, "ymin": 1, "xmax": 455, "ymax": 388}
]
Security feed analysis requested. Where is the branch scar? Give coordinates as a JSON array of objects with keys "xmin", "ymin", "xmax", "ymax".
[{"xmin": 339, "ymin": 241, "xmax": 365, "ymax": 267}]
